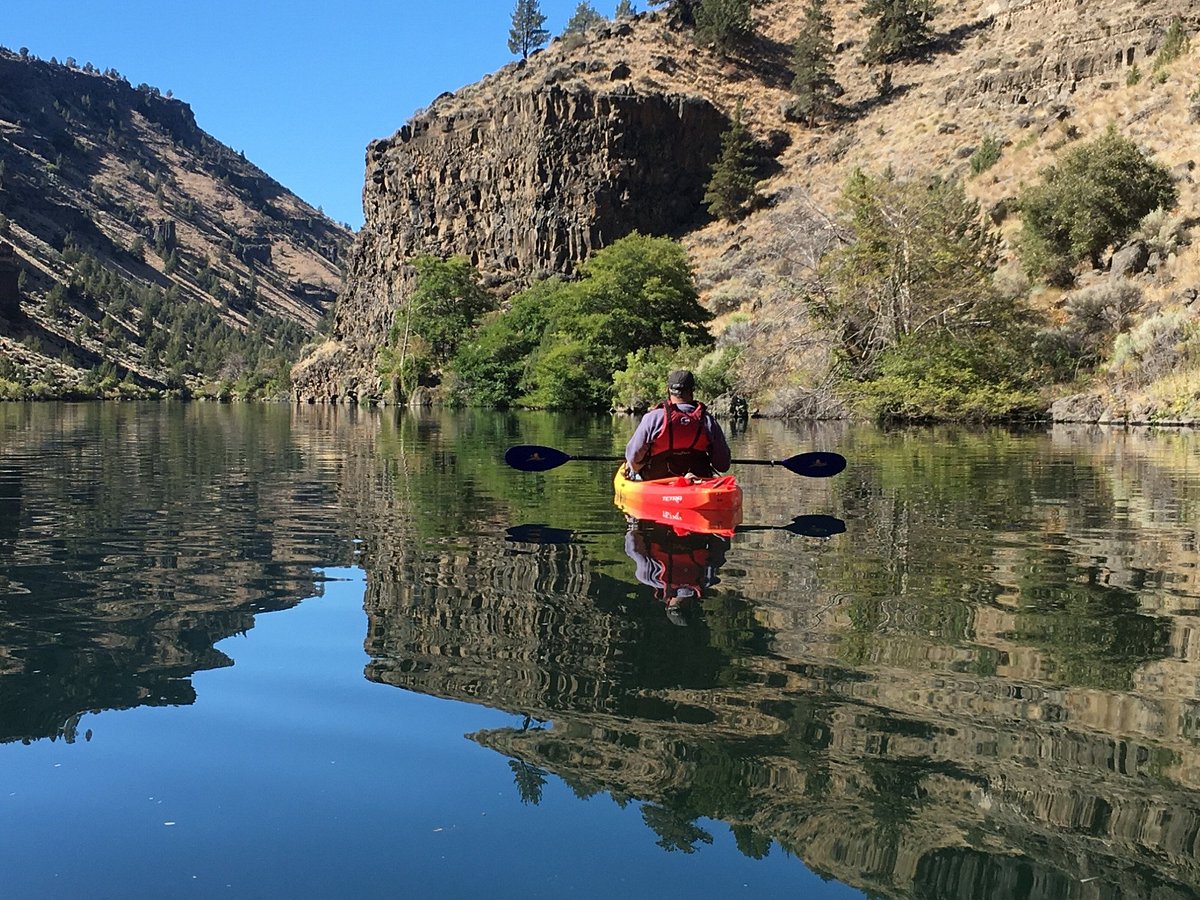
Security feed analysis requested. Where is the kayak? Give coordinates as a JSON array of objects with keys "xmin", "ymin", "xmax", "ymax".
[{"xmin": 613, "ymin": 467, "xmax": 743, "ymax": 536}]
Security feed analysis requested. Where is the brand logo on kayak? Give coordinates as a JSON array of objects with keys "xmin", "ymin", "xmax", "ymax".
[
  {"xmin": 662, "ymin": 511, "xmax": 683, "ymax": 521},
  {"xmin": 662, "ymin": 495, "xmax": 683, "ymax": 503}
]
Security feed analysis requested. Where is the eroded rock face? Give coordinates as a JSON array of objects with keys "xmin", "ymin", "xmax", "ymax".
[
  {"xmin": 293, "ymin": 84, "xmax": 726, "ymax": 403},
  {"xmin": 944, "ymin": 1, "xmax": 1200, "ymax": 107},
  {"xmin": 0, "ymin": 242, "xmax": 20, "ymax": 319}
]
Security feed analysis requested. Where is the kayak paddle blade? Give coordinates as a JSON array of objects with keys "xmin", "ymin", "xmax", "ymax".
[
  {"xmin": 504, "ymin": 445, "xmax": 572, "ymax": 472},
  {"xmin": 785, "ymin": 514, "xmax": 847, "ymax": 537},
  {"xmin": 781, "ymin": 451, "xmax": 847, "ymax": 478},
  {"xmin": 505, "ymin": 523, "xmax": 576, "ymax": 544}
]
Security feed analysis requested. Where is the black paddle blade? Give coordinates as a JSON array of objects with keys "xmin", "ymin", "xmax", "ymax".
[
  {"xmin": 505, "ymin": 523, "xmax": 576, "ymax": 544},
  {"xmin": 780, "ymin": 451, "xmax": 847, "ymax": 478},
  {"xmin": 504, "ymin": 445, "xmax": 572, "ymax": 472},
  {"xmin": 784, "ymin": 514, "xmax": 847, "ymax": 537}
]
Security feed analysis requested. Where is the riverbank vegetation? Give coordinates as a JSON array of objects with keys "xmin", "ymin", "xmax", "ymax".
[{"xmin": 371, "ymin": 123, "xmax": 1183, "ymax": 423}]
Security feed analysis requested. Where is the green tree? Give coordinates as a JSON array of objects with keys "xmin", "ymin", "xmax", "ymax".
[
  {"xmin": 509, "ymin": 759, "xmax": 548, "ymax": 805},
  {"xmin": 1152, "ymin": 17, "xmax": 1190, "ymax": 71},
  {"xmin": 821, "ymin": 170, "xmax": 1001, "ymax": 372},
  {"xmin": 615, "ymin": 0, "xmax": 636, "ymax": 17},
  {"xmin": 564, "ymin": 1, "xmax": 605, "ymax": 33},
  {"xmin": 703, "ymin": 105, "xmax": 758, "ymax": 222},
  {"xmin": 817, "ymin": 170, "xmax": 1041, "ymax": 420},
  {"xmin": 453, "ymin": 233, "xmax": 712, "ymax": 409},
  {"xmin": 1018, "ymin": 126, "xmax": 1178, "ymax": 282},
  {"xmin": 789, "ymin": 0, "xmax": 840, "ymax": 126},
  {"xmin": 406, "ymin": 255, "xmax": 493, "ymax": 365},
  {"xmin": 861, "ymin": 0, "xmax": 936, "ymax": 64},
  {"xmin": 380, "ymin": 255, "xmax": 494, "ymax": 398},
  {"xmin": 640, "ymin": 804, "xmax": 714, "ymax": 854},
  {"xmin": 508, "ymin": 0, "xmax": 549, "ymax": 58},
  {"xmin": 694, "ymin": 0, "xmax": 752, "ymax": 54}
]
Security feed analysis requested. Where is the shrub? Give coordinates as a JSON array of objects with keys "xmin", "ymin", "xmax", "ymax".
[
  {"xmin": 611, "ymin": 341, "xmax": 738, "ymax": 411},
  {"xmin": 969, "ymin": 134, "xmax": 1003, "ymax": 176},
  {"xmin": 857, "ymin": 332, "xmax": 1042, "ymax": 422},
  {"xmin": 1018, "ymin": 126, "xmax": 1177, "ymax": 281},
  {"xmin": 1110, "ymin": 309, "xmax": 1199, "ymax": 386},
  {"xmin": 1152, "ymin": 18, "xmax": 1190, "ymax": 72},
  {"xmin": 1133, "ymin": 206, "xmax": 1191, "ymax": 257},
  {"xmin": 1031, "ymin": 279, "xmax": 1143, "ymax": 380}
]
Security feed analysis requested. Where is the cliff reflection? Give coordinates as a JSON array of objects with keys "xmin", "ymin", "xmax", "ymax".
[
  {"xmin": 0, "ymin": 403, "xmax": 350, "ymax": 743},
  {"xmin": 360, "ymin": 422, "xmax": 1200, "ymax": 900}
]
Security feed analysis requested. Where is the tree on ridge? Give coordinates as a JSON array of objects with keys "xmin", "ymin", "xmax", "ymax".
[{"xmin": 509, "ymin": 0, "xmax": 550, "ymax": 59}]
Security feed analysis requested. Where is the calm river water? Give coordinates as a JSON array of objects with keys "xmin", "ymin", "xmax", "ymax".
[{"xmin": 1, "ymin": 402, "xmax": 1199, "ymax": 899}]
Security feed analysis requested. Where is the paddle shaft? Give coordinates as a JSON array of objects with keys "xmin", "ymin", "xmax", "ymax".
[
  {"xmin": 504, "ymin": 444, "xmax": 846, "ymax": 477},
  {"xmin": 563, "ymin": 453, "xmax": 815, "ymax": 467}
]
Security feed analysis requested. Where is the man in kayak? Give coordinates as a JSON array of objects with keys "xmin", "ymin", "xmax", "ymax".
[{"xmin": 624, "ymin": 369, "xmax": 732, "ymax": 480}]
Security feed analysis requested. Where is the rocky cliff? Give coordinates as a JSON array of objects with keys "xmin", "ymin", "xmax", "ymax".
[{"xmin": 294, "ymin": 0, "xmax": 1200, "ymax": 410}]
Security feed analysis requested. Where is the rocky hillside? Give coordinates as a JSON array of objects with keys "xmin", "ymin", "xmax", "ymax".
[
  {"xmin": 0, "ymin": 49, "xmax": 351, "ymax": 398},
  {"xmin": 294, "ymin": 0, "xmax": 1200, "ymax": 420}
]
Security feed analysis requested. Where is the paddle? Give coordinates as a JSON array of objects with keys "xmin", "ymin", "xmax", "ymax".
[
  {"xmin": 504, "ymin": 444, "xmax": 847, "ymax": 478},
  {"xmin": 505, "ymin": 515, "xmax": 846, "ymax": 544}
]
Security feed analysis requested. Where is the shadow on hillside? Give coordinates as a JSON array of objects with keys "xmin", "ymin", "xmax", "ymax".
[
  {"xmin": 738, "ymin": 32, "xmax": 798, "ymax": 92},
  {"xmin": 841, "ymin": 82, "xmax": 915, "ymax": 121},
  {"xmin": 928, "ymin": 16, "xmax": 996, "ymax": 60}
]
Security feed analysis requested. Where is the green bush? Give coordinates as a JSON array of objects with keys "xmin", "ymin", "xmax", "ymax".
[
  {"xmin": 451, "ymin": 279, "xmax": 555, "ymax": 406},
  {"xmin": 857, "ymin": 332, "xmax": 1042, "ymax": 422},
  {"xmin": 969, "ymin": 134, "xmax": 1002, "ymax": 176},
  {"xmin": 1152, "ymin": 18, "xmax": 1190, "ymax": 71},
  {"xmin": 1018, "ymin": 126, "xmax": 1177, "ymax": 281},
  {"xmin": 612, "ymin": 342, "xmax": 738, "ymax": 410},
  {"xmin": 451, "ymin": 233, "xmax": 713, "ymax": 409}
]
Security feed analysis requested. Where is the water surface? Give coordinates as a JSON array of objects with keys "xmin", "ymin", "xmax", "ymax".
[{"xmin": 1, "ymin": 403, "xmax": 1198, "ymax": 899}]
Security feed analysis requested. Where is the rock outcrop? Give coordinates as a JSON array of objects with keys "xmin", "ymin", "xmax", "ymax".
[
  {"xmin": 0, "ymin": 242, "xmax": 20, "ymax": 319},
  {"xmin": 294, "ymin": 78, "xmax": 726, "ymax": 402}
]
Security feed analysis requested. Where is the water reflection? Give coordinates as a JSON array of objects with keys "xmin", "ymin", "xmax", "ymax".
[
  {"xmin": 4, "ymin": 406, "xmax": 1200, "ymax": 897},
  {"xmin": 0, "ymin": 402, "xmax": 348, "ymax": 743},
  {"xmin": 360, "ymin": 421, "xmax": 1200, "ymax": 899}
]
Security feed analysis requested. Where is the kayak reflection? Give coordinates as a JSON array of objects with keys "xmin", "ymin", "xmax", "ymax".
[{"xmin": 625, "ymin": 517, "xmax": 730, "ymax": 626}]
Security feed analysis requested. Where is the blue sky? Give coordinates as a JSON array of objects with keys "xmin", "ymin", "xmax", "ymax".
[{"xmin": 1, "ymin": 0, "xmax": 610, "ymax": 229}]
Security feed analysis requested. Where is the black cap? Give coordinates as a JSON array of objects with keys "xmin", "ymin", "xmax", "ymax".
[{"xmin": 667, "ymin": 369, "xmax": 694, "ymax": 397}]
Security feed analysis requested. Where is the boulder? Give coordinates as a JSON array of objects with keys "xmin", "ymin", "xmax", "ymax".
[{"xmin": 1110, "ymin": 240, "xmax": 1149, "ymax": 278}]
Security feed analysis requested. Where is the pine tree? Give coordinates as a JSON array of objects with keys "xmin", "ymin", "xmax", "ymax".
[
  {"xmin": 508, "ymin": 0, "xmax": 550, "ymax": 59},
  {"xmin": 790, "ymin": 0, "xmax": 839, "ymax": 126},
  {"xmin": 861, "ymin": 0, "xmax": 936, "ymax": 64},
  {"xmin": 564, "ymin": 2, "xmax": 605, "ymax": 33},
  {"xmin": 703, "ymin": 105, "xmax": 758, "ymax": 222},
  {"xmin": 695, "ymin": 0, "xmax": 753, "ymax": 54},
  {"xmin": 615, "ymin": 0, "xmax": 636, "ymax": 17}
]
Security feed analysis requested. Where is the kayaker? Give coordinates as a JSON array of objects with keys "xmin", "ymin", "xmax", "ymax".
[
  {"xmin": 624, "ymin": 518, "xmax": 729, "ymax": 625},
  {"xmin": 624, "ymin": 369, "xmax": 732, "ymax": 480}
]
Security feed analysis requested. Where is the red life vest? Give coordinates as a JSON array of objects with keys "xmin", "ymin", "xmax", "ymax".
[
  {"xmin": 648, "ymin": 401, "xmax": 711, "ymax": 463},
  {"xmin": 643, "ymin": 527, "xmax": 713, "ymax": 600}
]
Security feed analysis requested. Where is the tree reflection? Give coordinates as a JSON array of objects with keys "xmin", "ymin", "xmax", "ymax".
[{"xmin": 509, "ymin": 758, "xmax": 549, "ymax": 806}]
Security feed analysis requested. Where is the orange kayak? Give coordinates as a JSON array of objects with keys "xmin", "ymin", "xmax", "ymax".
[{"xmin": 613, "ymin": 467, "xmax": 743, "ymax": 536}]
